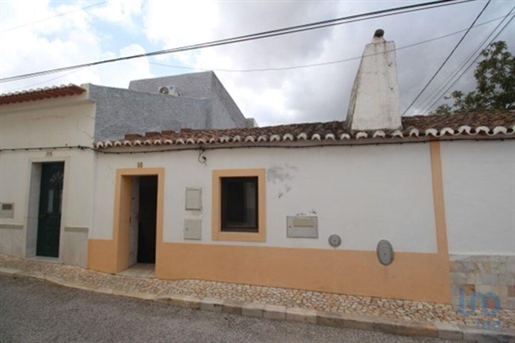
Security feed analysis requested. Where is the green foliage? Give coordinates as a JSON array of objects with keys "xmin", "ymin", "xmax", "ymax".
[{"xmin": 433, "ymin": 41, "xmax": 515, "ymax": 114}]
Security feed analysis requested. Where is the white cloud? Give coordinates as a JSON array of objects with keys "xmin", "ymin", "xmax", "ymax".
[
  {"xmin": 93, "ymin": 44, "xmax": 154, "ymax": 88},
  {"xmin": 0, "ymin": 0, "xmax": 152, "ymax": 93},
  {"xmin": 143, "ymin": 0, "xmax": 219, "ymax": 46},
  {"xmin": 0, "ymin": 0, "xmax": 53, "ymax": 32},
  {"xmin": 0, "ymin": 25, "xmax": 101, "ymax": 92},
  {"xmin": 141, "ymin": 0, "xmax": 220, "ymax": 65},
  {"xmin": 90, "ymin": 0, "xmax": 143, "ymax": 28},
  {"xmin": 1, "ymin": 0, "xmax": 513, "ymax": 124},
  {"xmin": 157, "ymin": 1, "xmax": 344, "ymax": 125}
]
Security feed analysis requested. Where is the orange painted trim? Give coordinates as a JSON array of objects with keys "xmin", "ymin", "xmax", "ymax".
[
  {"xmin": 88, "ymin": 167, "xmax": 164, "ymax": 274},
  {"xmin": 211, "ymin": 169, "xmax": 266, "ymax": 242},
  {"xmin": 430, "ymin": 141, "xmax": 450, "ymax": 257},
  {"xmin": 429, "ymin": 141, "xmax": 452, "ymax": 303},
  {"xmin": 156, "ymin": 242, "xmax": 451, "ymax": 303},
  {"xmin": 87, "ymin": 239, "xmax": 117, "ymax": 273}
]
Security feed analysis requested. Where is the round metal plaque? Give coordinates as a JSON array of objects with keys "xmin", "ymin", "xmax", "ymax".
[
  {"xmin": 377, "ymin": 240, "xmax": 394, "ymax": 266},
  {"xmin": 328, "ymin": 234, "xmax": 342, "ymax": 248}
]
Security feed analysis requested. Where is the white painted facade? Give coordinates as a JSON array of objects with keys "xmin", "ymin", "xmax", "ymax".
[
  {"xmin": 4, "ymin": 124, "xmax": 513, "ymax": 263},
  {"xmin": 92, "ymin": 144, "xmax": 438, "ymax": 253},
  {"xmin": 441, "ymin": 140, "xmax": 515, "ymax": 256},
  {"xmin": 0, "ymin": 93, "xmax": 95, "ymax": 267}
]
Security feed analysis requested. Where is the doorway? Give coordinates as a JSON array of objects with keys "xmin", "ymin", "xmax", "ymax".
[
  {"xmin": 128, "ymin": 175, "xmax": 157, "ymax": 267},
  {"xmin": 112, "ymin": 168, "xmax": 163, "ymax": 274},
  {"xmin": 36, "ymin": 162, "xmax": 64, "ymax": 257},
  {"xmin": 136, "ymin": 175, "xmax": 157, "ymax": 264}
]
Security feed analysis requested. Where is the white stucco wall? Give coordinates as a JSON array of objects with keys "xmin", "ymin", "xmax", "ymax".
[
  {"xmin": 0, "ymin": 97, "xmax": 94, "ymax": 149},
  {"xmin": 442, "ymin": 140, "xmax": 515, "ymax": 256},
  {"xmin": 0, "ymin": 96, "xmax": 95, "ymax": 266},
  {"xmin": 92, "ymin": 144, "xmax": 438, "ymax": 253}
]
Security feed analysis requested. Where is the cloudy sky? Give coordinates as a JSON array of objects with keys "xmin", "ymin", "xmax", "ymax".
[{"xmin": 0, "ymin": 0, "xmax": 513, "ymax": 126}]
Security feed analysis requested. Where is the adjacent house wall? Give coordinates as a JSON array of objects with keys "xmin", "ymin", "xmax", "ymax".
[
  {"xmin": 89, "ymin": 84, "xmax": 212, "ymax": 141},
  {"xmin": 129, "ymin": 71, "xmax": 217, "ymax": 97},
  {"xmin": 128, "ymin": 71, "xmax": 249, "ymax": 130},
  {"xmin": 441, "ymin": 140, "xmax": 515, "ymax": 309},
  {"xmin": 0, "ymin": 95, "xmax": 95, "ymax": 267},
  {"xmin": 209, "ymin": 72, "xmax": 251, "ymax": 129}
]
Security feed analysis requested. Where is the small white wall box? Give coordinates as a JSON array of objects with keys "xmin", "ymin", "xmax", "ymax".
[
  {"xmin": 184, "ymin": 219, "xmax": 202, "ymax": 240},
  {"xmin": 287, "ymin": 216, "xmax": 318, "ymax": 238},
  {"xmin": 185, "ymin": 188, "xmax": 202, "ymax": 211},
  {"xmin": 0, "ymin": 203, "xmax": 14, "ymax": 219}
]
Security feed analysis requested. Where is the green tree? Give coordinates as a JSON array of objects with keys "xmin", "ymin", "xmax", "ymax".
[{"xmin": 434, "ymin": 41, "xmax": 515, "ymax": 114}]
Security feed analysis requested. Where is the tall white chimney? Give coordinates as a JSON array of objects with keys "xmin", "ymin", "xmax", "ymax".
[{"xmin": 346, "ymin": 29, "xmax": 402, "ymax": 131}]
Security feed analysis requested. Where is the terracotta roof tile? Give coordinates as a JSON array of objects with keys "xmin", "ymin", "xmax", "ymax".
[
  {"xmin": 95, "ymin": 111, "xmax": 515, "ymax": 149},
  {"xmin": 0, "ymin": 84, "xmax": 86, "ymax": 105}
]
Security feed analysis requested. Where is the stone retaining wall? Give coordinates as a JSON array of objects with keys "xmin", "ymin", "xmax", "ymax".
[{"xmin": 450, "ymin": 255, "xmax": 515, "ymax": 310}]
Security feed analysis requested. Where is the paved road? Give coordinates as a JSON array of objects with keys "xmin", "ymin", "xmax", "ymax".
[{"xmin": 0, "ymin": 276, "xmax": 456, "ymax": 343}]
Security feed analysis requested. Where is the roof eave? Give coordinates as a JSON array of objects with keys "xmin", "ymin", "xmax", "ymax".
[
  {"xmin": 0, "ymin": 84, "xmax": 87, "ymax": 106},
  {"xmin": 93, "ymin": 133, "xmax": 515, "ymax": 152}
]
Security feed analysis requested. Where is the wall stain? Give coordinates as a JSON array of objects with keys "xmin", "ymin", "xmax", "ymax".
[{"xmin": 268, "ymin": 163, "xmax": 298, "ymax": 199}]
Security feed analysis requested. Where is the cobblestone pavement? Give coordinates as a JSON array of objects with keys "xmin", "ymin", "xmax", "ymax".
[{"xmin": 1, "ymin": 254, "xmax": 513, "ymax": 331}]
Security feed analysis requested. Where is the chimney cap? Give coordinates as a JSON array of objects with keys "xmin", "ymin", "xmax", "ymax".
[{"xmin": 374, "ymin": 29, "xmax": 384, "ymax": 38}]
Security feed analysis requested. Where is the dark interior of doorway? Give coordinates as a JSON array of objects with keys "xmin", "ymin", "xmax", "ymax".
[{"xmin": 137, "ymin": 176, "xmax": 157, "ymax": 264}]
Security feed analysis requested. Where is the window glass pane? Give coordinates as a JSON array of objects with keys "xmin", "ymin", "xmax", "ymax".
[
  {"xmin": 47, "ymin": 189, "xmax": 54, "ymax": 214},
  {"xmin": 221, "ymin": 177, "xmax": 258, "ymax": 232},
  {"xmin": 244, "ymin": 181, "xmax": 256, "ymax": 226}
]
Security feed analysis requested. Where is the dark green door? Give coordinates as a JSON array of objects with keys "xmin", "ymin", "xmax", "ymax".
[{"xmin": 36, "ymin": 162, "xmax": 64, "ymax": 257}]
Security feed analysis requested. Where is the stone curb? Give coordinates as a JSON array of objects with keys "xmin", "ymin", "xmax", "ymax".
[
  {"xmin": 462, "ymin": 328, "xmax": 515, "ymax": 343},
  {"xmin": 0, "ymin": 267, "xmax": 19, "ymax": 276},
  {"xmin": 200, "ymin": 297, "xmax": 224, "ymax": 312},
  {"xmin": 2, "ymin": 270, "xmax": 514, "ymax": 342},
  {"xmin": 155, "ymin": 294, "xmax": 201, "ymax": 309}
]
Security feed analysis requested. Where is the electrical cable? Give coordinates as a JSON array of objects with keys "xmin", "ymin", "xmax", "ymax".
[
  {"xmin": 424, "ymin": 16, "xmax": 514, "ymax": 113},
  {"xmin": 402, "ymin": 0, "xmax": 491, "ymax": 116},
  {"xmin": 7, "ymin": 68, "xmax": 86, "ymax": 93},
  {"xmin": 422, "ymin": 11, "xmax": 514, "ymax": 113},
  {"xmin": 421, "ymin": 7, "xmax": 515, "ymax": 113},
  {"xmin": 0, "ymin": 0, "xmax": 472, "ymax": 84},
  {"xmin": 1, "ymin": 1, "xmax": 107, "ymax": 33},
  {"xmin": 14, "ymin": 11, "xmax": 505, "ymax": 92},
  {"xmin": 148, "ymin": 14, "xmax": 507, "ymax": 74},
  {"xmin": 11, "ymin": 12, "xmax": 508, "ymax": 93},
  {"xmin": 1, "ymin": 135, "xmax": 513, "ymax": 156},
  {"xmin": 420, "ymin": 6, "xmax": 515, "ymax": 113}
]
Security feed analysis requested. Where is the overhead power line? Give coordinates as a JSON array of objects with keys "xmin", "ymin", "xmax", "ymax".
[
  {"xmin": 1, "ymin": 1, "xmax": 107, "ymax": 33},
  {"xmin": 148, "ymin": 14, "xmax": 507, "ymax": 74},
  {"xmin": 17, "ymin": 12, "xmax": 506, "ymax": 92},
  {"xmin": 16, "ymin": 14, "xmax": 506, "ymax": 93},
  {"xmin": 402, "ymin": 0, "xmax": 492, "ymax": 115},
  {"xmin": 421, "ymin": 7, "xmax": 515, "ymax": 113},
  {"xmin": 0, "ymin": 0, "xmax": 472, "ymax": 84}
]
